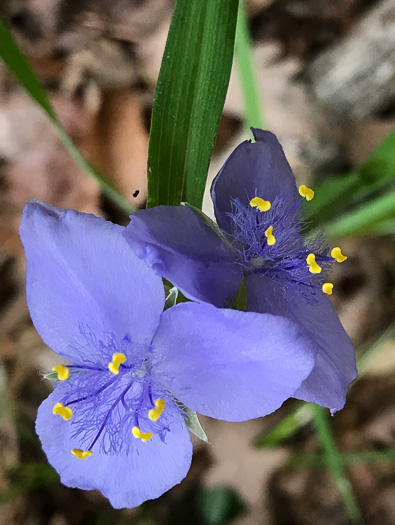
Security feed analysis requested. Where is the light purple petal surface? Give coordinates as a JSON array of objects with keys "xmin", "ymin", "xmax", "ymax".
[
  {"xmin": 153, "ymin": 303, "xmax": 316, "ymax": 422},
  {"xmin": 124, "ymin": 205, "xmax": 242, "ymax": 307},
  {"xmin": 211, "ymin": 129, "xmax": 299, "ymax": 235},
  {"xmin": 20, "ymin": 200, "xmax": 164, "ymax": 361},
  {"xmin": 36, "ymin": 387, "xmax": 192, "ymax": 509},
  {"xmin": 246, "ymin": 273, "xmax": 357, "ymax": 411}
]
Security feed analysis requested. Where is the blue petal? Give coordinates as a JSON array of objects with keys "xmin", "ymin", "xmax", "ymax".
[
  {"xmin": 153, "ymin": 303, "xmax": 315, "ymax": 422},
  {"xmin": 246, "ymin": 274, "xmax": 357, "ymax": 412},
  {"xmin": 36, "ymin": 387, "xmax": 192, "ymax": 509},
  {"xmin": 124, "ymin": 205, "xmax": 243, "ymax": 307},
  {"xmin": 19, "ymin": 200, "xmax": 164, "ymax": 361},
  {"xmin": 211, "ymin": 129, "xmax": 299, "ymax": 235}
]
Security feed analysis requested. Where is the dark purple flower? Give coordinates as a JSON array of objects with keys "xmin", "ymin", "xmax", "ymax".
[
  {"xmin": 124, "ymin": 129, "xmax": 357, "ymax": 413},
  {"xmin": 20, "ymin": 199, "xmax": 317, "ymax": 508}
]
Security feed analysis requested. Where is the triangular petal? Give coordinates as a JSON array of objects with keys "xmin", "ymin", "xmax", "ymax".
[
  {"xmin": 36, "ymin": 387, "xmax": 192, "ymax": 509},
  {"xmin": 211, "ymin": 129, "xmax": 299, "ymax": 235},
  {"xmin": 153, "ymin": 303, "xmax": 315, "ymax": 422},
  {"xmin": 124, "ymin": 205, "xmax": 242, "ymax": 307},
  {"xmin": 246, "ymin": 273, "xmax": 357, "ymax": 412},
  {"xmin": 20, "ymin": 200, "xmax": 164, "ymax": 361}
]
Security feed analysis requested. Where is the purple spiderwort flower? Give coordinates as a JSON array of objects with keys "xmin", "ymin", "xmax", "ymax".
[
  {"xmin": 20, "ymin": 199, "xmax": 317, "ymax": 508},
  {"xmin": 123, "ymin": 129, "xmax": 357, "ymax": 414}
]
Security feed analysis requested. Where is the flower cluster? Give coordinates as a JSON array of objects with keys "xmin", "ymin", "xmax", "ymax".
[{"xmin": 20, "ymin": 130, "xmax": 356, "ymax": 509}]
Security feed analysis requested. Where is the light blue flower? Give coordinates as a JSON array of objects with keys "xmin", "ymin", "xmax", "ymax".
[
  {"xmin": 20, "ymin": 200, "xmax": 316, "ymax": 508},
  {"xmin": 124, "ymin": 129, "xmax": 357, "ymax": 413}
]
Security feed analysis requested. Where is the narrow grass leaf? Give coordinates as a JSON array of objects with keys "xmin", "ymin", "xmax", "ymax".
[
  {"xmin": 308, "ymin": 127, "xmax": 395, "ymax": 231},
  {"xmin": 235, "ymin": 1, "xmax": 265, "ymax": 130},
  {"xmin": 325, "ymin": 188, "xmax": 395, "ymax": 237},
  {"xmin": 147, "ymin": 0, "xmax": 239, "ymax": 209},
  {"xmin": 254, "ymin": 403, "xmax": 310, "ymax": 448},
  {"xmin": 288, "ymin": 449, "xmax": 395, "ymax": 469},
  {"xmin": 310, "ymin": 404, "xmax": 363, "ymax": 523}
]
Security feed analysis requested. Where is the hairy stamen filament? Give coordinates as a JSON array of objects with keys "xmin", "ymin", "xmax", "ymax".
[
  {"xmin": 65, "ymin": 375, "xmax": 118, "ymax": 406},
  {"xmin": 67, "ymin": 364, "xmax": 105, "ymax": 372},
  {"xmin": 85, "ymin": 381, "xmax": 135, "ymax": 452}
]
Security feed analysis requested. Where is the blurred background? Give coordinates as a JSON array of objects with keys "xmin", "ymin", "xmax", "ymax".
[{"xmin": 0, "ymin": 0, "xmax": 395, "ymax": 523}]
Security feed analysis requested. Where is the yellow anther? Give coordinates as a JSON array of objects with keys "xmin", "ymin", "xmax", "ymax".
[
  {"xmin": 331, "ymin": 247, "xmax": 347, "ymax": 263},
  {"xmin": 52, "ymin": 365, "xmax": 69, "ymax": 381},
  {"xmin": 249, "ymin": 197, "xmax": 271, "ymax": 212},
  {"xmin": 298, "ymin": 185, "xmax": 314, "ymax": 201},
  {"xmin": 52, "ymin": 402, "xmax": 73, "ymax": 420},
  {"xmin": 322, "ymin": 283, "xmax": 334, "ymax": 295},
  {"xmin": 148, "ymin": 398, "xmax": 166, "ymax": 422},
  {"xmin": 108, "ymin": 352, "xmax": 127, "ymax": 375},
  {"xmin": 132, "ymin": 426, "xmax": 153, "ymax": 443},
  {"xmin": 306, "ymin": 253, "xmax": 322, "ymax": 274},
  {"xmin": 71, "ymin": 449, "xmax": 92, "ymax": 459},
  {"xmin": 264, "ymin": 226, "xmax": 276, "ymax": 246}
]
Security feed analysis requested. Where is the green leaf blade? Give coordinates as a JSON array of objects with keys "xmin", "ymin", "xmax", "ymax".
[
  {"xmin": 310, "ymin": 404, "xmax": 363, "ymax": 523},
  {"xmin": 308, "ymin": 127, "xmax": 395, "ymax": 233},
  {"xmin": 147, "ymin": 0, "xmax": 239, "ymax": 209}
]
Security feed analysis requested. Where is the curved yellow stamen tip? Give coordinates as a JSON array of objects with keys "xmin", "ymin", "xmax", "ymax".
[
  {"xmin": 299, "ymin": 184, "xmax": 314, "ymax": 201},
  {"xmin": 149, "ymin": 398, "xmax": 166, "ymax": 422},
  {"xmin": 265, "ymin": 226, "xmax": 276, "ymax": 246},
  {"xmin": 306, "ymin": 253, "xmax": 322, "ymax": 274},
  {"xmin": 322, "ymin": 283, "xmax": 334, "ymax": 295},
  {"xmin": 52, "ymin": 365, "xmax": 69, "ymax": 381},
  {"xmin": 331, "ymin": 247, "xmax": 347, "ymax": 263},
  {"xmin": 132, "ymin": 426, "xmax": 153, "ymax": 443},
  {"xmin": 71, "ymin": 449, "xmax": 92, "ymax": 459},
  {"xmin": 108, "ymin": 352, "xmax": 127, "ymax": 375},
  {"xmin": 53, "ymin": 402, "xmax": 73, "ymax": 420},
  {"xmin": 249, "ymin": 197, "xmax": 271, "ymax": 212}
]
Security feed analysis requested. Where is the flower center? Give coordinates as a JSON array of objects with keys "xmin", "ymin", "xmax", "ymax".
[
  {"xmin": 50, "ymin": 342, "xmax": 174, "ymax": 459},
  {"xmin": 227, "ymin": 185, "xmax": 347, "ymax": 298}
]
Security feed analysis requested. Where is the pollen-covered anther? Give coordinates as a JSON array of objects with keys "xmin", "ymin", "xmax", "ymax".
[
  {"xmin": 71, "ymin": 449, "xmax": 92, "ymax": 459},
  {"xmin": 265, "ymin": 226, "xmax": 276, "ymax": 246},
  {"xmin": 148, "ymin": 398, "xmax": 166, "ymax": 422},
  {"xmin": 306, "ymin": 253, "xmax": 322, "ymax": 274},
  {"xmin": 52, "ymin": 402, "xmax": 73, "ymax": 420},
  {"xmin": 331, "ymin": 247, "xmax": 347, "ymax": 263},
  {"xmin": 108, "ymin": 352, "xmax": 127, "ymax": 375},
  {"xmin": 132, "ymin": 426, "xmax": 153, "ymax": 442},
  {"xmin": 249, "ymin": 197, "xmax": 271, "ymax": 212},
  {"xmin": 322, "ymin": 283, "xmax": 334, "ymax": 295},
  {"xmin": 52, "ymin": 364, "xmax": 69, "ymax": 381},
  {"xmin": 298, "ymin": 184, "xmax": 314, "ymax": 201}
]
